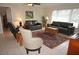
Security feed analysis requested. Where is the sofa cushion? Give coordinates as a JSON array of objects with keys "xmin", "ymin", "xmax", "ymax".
[{"xmin": 52, "ymin": 21, "xmax": 73, "ymax": 28}]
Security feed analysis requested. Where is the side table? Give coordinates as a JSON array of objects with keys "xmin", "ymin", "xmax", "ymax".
[{"xmin": 16, "ymin": 32, "xmax": 23, "ymax": 46}]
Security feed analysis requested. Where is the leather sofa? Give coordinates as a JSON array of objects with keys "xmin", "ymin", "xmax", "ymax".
[
  {"xmin": 24, "ymin": 20, "xmax": 42, "ymax": 31},
  {"xmin": 47, "ymin": 21, "xmax": 75, "ymax": 35}
]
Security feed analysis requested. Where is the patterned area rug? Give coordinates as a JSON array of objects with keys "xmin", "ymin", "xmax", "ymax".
[{"xmin": 32, "ymin": 30, "xmax": 69, "ymax": 49}]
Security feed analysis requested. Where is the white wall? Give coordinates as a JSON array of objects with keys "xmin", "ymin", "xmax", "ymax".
[
  {"xmin": 1, "ymin": 3, "xmax": 79, "ymax": 24},
  {"xmin": 43, "ymin": 4, "xmax": 79, "ymax": 24},
  {"xmin": 6, "ymin": 7, "xmax": 12, "ymax": 22},
  {"xmin": 0, "ymin": 15, "xmax": 3, "ymax": 33},
  {"xmin": 0, "ymin": 3, "xmax": 44, "ymax": 33},
  {"xmin": 0, "ymin": 4, "xmax": 44, "ymax": 24}
]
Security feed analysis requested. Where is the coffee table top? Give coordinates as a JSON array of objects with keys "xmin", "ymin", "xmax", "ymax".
[{"xmin": 46, "ymin": 27, "xmax": 58, "ymax": 30}]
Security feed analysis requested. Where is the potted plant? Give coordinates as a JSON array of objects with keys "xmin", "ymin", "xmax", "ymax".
[{"xmin": 41, "ymin": 16, "xmax": 47, "ymax": 27}]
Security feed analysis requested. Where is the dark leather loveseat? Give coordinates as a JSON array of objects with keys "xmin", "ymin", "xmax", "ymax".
[
  {"xmin": 7, "ymin": 22, "xmax": 19, "ymax": 38},
  {"xmin": 24, "ymin": 20, "xmax": 42, "ymax": 31},
  {"xmin": 48, "ymin": 21, "xmax": 75, "ymax": 35}
]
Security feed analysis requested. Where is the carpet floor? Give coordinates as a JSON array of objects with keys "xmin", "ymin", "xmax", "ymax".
[{"xmin": 32, "ymin": 30, "xmax": 69, "ymax": 48}]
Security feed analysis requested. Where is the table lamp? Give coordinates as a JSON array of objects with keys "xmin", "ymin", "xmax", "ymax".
[{"xmin": 19, "ymin": 18, "xmax": 22, "ymax": 26}]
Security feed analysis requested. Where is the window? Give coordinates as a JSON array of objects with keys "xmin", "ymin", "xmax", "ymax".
[
  {"xmin": 52, "ymin": 9, "xmax": 79, "ymax": 28},
  {"xmin": 70, "ymin": 9, "xmax": 79, "ymax": 28},
  {"xmin": 52, "ymin": 10, "xmax": 71, "ymax": 22}
]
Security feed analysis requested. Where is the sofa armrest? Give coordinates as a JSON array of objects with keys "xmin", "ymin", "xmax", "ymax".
[{"xmin": 67, "ymin": 26, "xmax": 75, "ymax": 34}]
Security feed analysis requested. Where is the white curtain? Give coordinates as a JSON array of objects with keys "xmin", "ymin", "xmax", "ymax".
[
  {"xmin": 70, "ymin": 9, "xmax": 79, "ymax": 28},
  {"xmin": 52, "ymin": 9, "xmax": 79, "ymax": 28},
  {"xmin": 52, "ymin": 10, "xmax": 70, "ymax": 22}
]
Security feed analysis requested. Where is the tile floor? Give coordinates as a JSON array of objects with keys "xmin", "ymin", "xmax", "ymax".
[{"xmin": 0, "ymin": 31, "xmax": 69, "ymax": 55}]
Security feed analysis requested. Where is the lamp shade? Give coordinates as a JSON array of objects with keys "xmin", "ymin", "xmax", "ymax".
[
  {"xmin": 18, "ymin": 18, "xmax": 22, "ymax": 22},
  {"xmin": 45, "ymin": 17, "xmax": 49, "ymax": 20},
  {"xmin": 27, "ymin": 3, "xmax": 33, "ymax": 6},
  {"xmin": 13, "ymin": 21, "xmax": 19, "ymax": 28}
]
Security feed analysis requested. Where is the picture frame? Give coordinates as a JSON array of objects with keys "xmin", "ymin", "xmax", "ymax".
[{"xmin": 25, "ymin": 11, "xmax": 33, "ymax": 19}]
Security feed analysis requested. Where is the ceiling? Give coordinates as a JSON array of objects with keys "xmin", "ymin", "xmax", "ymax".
[
  {"xmin": 0, "ymin": 3, "xmax": 79, "ymax": 9},
  {"xmin": 40, "ymin": 3, "xmax": 79, "ymax": 7},
  {"xmin": 24, "ymin": 3, "xmax": 79, "ymax": 9}
]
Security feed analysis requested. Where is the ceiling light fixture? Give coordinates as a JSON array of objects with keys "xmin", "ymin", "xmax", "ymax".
[
  {"xmin": 27, "ymin": 3, "xmax": 33, "ymax": 6},
  {"xmin": 25, "ymin": 3, "xmax": 40, "ymax": 6}
]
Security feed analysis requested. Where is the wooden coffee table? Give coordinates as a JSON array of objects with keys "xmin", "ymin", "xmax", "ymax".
[{"xmin": 45, "ymin": 27, "xmax": 58, "ymax": 36}]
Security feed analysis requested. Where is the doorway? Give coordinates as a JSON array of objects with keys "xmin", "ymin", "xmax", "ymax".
[
  {"xmin": 2, "ymin": 14, "xmax": 8, "ymax": 31},
  {"xmin": 0, "ymin": 7, "xmax": 12, "ymax": 32}
]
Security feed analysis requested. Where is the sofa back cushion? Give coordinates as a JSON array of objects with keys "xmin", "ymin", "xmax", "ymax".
[
  {"xmin": 25, "ymin": 21, "xmax": 33, "ymax": 25},
  {"xmin": 25, "ymin": 20, "xmax": 37, "ymax": 25},
  {"xmin": 24, "ymin": 20, "xmax": 41, "ymax": 26},
  {"xmin": 52, "ymin": 22, "xmax": 60, "ymax": 26},
  {"xmin": 52, "ymin": 21, "xmax": 73, "ymax": 28}
]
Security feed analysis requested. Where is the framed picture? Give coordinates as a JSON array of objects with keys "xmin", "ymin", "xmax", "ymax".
[{"xmin": 25, "ymin": 11, "xmax": 33, "ymax": 19}]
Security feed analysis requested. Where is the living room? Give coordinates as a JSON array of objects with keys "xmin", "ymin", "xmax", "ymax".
[{"xmin": 0, "ymin": 3, "xmax": 79, "ymax": 55}]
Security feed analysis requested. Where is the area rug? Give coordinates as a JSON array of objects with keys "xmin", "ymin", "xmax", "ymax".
[{"xmin": 32, "ymin": 30, "xmax": 69, "ymax": 49}]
